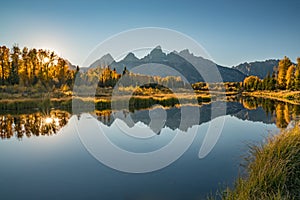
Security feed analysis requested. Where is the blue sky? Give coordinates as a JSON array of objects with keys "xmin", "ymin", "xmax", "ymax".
[{"xmin": 0, "ymin": 0, "xmax": 299, "ymax": 67}]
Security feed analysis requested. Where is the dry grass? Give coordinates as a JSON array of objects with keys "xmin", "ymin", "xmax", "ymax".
[{"xmin": 218, "ymin": 125, "xmax": 300, "ymax": 200}]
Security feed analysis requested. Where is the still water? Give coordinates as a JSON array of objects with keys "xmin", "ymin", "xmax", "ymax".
[{"xmin": 0, "ymin": 97, "xmax": 298, "ymax": 199}]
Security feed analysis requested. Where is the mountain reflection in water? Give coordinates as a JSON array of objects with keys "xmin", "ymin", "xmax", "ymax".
[
  {"xmin": 95, "ymin": 97, "xmax": 300, "ymax": 131},
  {"xmin": 0, "ymin": 97, "xmax": 299, "ymax": 140}
]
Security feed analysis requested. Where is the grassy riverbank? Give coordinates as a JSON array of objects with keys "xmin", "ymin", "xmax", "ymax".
[
  {"xmin": 0, "ymin": 86, "xmax": 216, "ymax": 105},
  {"xmin": 218, "ymin": 125, "xmax": 300, "ymax": 200},
  {"xmin": 243, "ymin": 91, "xmax": 300, "ymax": 105},
  {"xmin": 0, "ymin": 92, "xmax": 213, "ymax": 114}
]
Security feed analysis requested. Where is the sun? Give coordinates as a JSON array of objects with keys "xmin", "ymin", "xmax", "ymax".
[
  {"xmin": 43, "ymin": 57, "xmax": 50, "ymax": 63},
  {"xmin": 44, "ymin": 117, "xmax": 53, "ymax": 124}
]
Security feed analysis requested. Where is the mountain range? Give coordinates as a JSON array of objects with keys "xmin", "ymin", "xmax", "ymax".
[
  {"xmin": 87, "ymin": 46, "xmax": 279, "ymax": 83},
  {"xmin": 233, "ymin": 59, "xmax": 279, "ymax": 79}
]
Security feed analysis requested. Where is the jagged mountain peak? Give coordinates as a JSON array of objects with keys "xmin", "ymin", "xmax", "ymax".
[
  {"xmin": 154, "ymin": 45, "xmax": 162, "ymax": 50},
  {"xmin": 149, "ymin": 45, "xmax": 164, "ymax": 56},
  {"xmin": 89, "ymin": 53, "xmax": 115, "ymax": 68},
  {"xmin": 123, "ymin": 52, "xmax": 139, "ymax": 62},
  {"xmin": 178, "ymin": 49, "xmax": 193, "ymax": 57},
  {"xmin": 101, "ymin": 53, "xmax": 114, "ymax": 63},
  {"xmin": 140, "ymin": 45, "xmax": 167, "ymax": 62}
]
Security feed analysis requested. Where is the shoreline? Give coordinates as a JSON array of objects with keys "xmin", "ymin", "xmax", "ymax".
[
  {"xmin": 243, "ymin": 91, "xmax": 300, "ymax": 105},
  {"xmin": 1, "ymin": 90, "xmax": 300, "ymax": 105},
  {"xmin": 0, "ymin": 92, "xmax": 214, "ymax": 103}
]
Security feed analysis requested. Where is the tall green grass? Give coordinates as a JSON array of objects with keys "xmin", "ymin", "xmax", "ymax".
[{"xmin": 219, "ymin": 125, "xmax": 300, "ymax": 200}]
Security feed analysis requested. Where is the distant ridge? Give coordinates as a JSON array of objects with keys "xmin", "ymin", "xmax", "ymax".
[{"xmin": 233, "ymin": 59, "xmax": 279, "ymax": 79}]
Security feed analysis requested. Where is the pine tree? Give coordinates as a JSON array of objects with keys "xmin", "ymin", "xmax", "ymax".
[
  {"xmin": 20, "ymin": 47, "xmax": 30, "ymax": 86},
  {"xmin": 28, "ymin": 48, "xmax": 38, "ymax": 85},
  {"xmin": 263, "ymin": 72, "xmax": 270, "ymax": 90},
  {"xmin": 268, "ymin": 72, "xmax": 277, "ymax": 90},
  {"xmin": 122, "ymin": 66, "xmax": 128, "ymax": 75},
  {"xmin": 9, "ymin": 45, "xmax": 20, "ymax": 85}
]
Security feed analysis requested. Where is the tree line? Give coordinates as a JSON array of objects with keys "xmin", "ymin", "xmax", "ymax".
[
  {"xmin": 244, "ymin": 57, "xmax": 300, "ymax": 91},
  {"xmin": 77, "ymin": 66, "xmax": 187, "ymax": 89},
  {"xmin": 2, "ymin": 44, "xmax": 299, "ymax": 94},
  {"xmin": 0, "ymin": 45, "xmax": 79, "ymax": 90},
  {"xmin": 0, "ymin": 45, "xmax": 188, "ymax": 96}
]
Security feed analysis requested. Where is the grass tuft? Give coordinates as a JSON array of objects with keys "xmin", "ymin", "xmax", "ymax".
[{"xmin": 218, "ymin": 124, "xmax": 300, "ymax": 200}]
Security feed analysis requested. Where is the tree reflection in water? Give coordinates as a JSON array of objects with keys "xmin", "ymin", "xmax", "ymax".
[
  {"xmin": 241, "ymin": 97, "xmax": 300, "ymax": 128},
  {"xmin": 0, "ymin": 110, "xmax": 70, "ymax": 140},
  {"xmin": 1, "ymin": 97, "xmax": 300, "ymax": 140}
]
